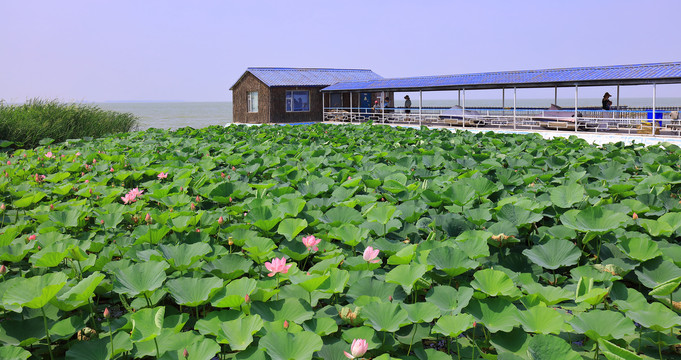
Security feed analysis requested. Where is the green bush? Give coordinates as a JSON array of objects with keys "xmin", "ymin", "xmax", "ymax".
[{"xmin": 0, "ymin": 98, "xmax": 139, "ymax": 149}]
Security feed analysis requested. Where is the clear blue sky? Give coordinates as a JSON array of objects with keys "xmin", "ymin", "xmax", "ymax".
[{"xmin": 2, "ymin": 0, "xmax": 680, "ymax": 103}]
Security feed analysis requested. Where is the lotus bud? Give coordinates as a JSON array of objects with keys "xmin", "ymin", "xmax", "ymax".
[
  {"xmin": 227, "ymin": 175, "xmax": 230, "ymax": 180},
  {"xmin": 28, "ymin": 234, "xmax": 36, "ymax": 241},
  {"xmin": 6, "ymin": 161, "xmax": 10, "ymax": 165},
  {"xmin": 348, "ymin": 176, "xmax": 351, "ymax": 180},
  {"xmin": 229, "ymin": 197, "xmax": 232, "ymax": 202},
  {"xmin": 92, "ymin": 159, "xmax": 96, "ymax": 164},
  {"xmin": 632, "ymin": 212, "xmax": 638, "ymax": 220},
  {"xmin": 0, "ymin": 264, "xmax": 7, "ymax": 275},
  {"xmin": 232, "ymin": 166, "xmax": 236, "ymax": 171},
  {"xmin": 283, "ymin": 320, "xmax": 289, "ymax": 329},
  {"xmin": 195, "ymin": 195, "xmax": 200, "ymax": 202},
  {"xmin": 110, "ymin": 167, "xmax": 114, "ymax": 172},
  {"xmin": 196, "ymin": 228, "xmax": 200, "ymax": 232},
  {"xmin": 228, "ymin": 237, "xmax": 234, "ymax": 246},
  {"xmin": 389, "ymin": 295, "xmax": 393, "ymax": 302},
  {"xmin": 89, "ymin": 188, "xmax": 93, "ymax": 194},
  {"xmin": 221, "ymin": 172, "xmax": 225, "ymax": 178},
  {"xmin": 0, "ymin": 203, "xmax": 5, "ymax": 211},
  {"xmin": 218, "ymin": 216, "xmax": 224, "ymax": 225},
  {"xmin": 244, "ymin": 294, "xmax": 250, "ymax": 303},
  {"xmin": 103, "ymin": 307, "xmax": 110, "ymax": 319},
  {"xmin": 100, "ymin": 219, "xmax": 104, "ymax": 225},
  {"xmin": 145, "ymin": 213, "xmax": 152, "ymax": 224},
  {"xmin": 191, "ymin": 203, "xmax": 196, "ymax": 211},
  {"xmin": 183, "ymin": 349, "xmax": 188, "ymax": 359}
]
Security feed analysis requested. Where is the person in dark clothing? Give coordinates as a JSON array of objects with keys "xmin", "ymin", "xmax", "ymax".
[
  {"xmin": 404, "ymin": 95, "xmax": 412, "ymax": 114},
  {"xmin": 602, "ymin": 92, "xmax": 613, "ymax": 110}
]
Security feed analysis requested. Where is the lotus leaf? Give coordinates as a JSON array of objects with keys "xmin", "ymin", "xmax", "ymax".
[
  {"xmin": 471, "ymin": 269, "xmax": 522, "ymax": 298},
  {"xmin": 260, "ymin": 330, "xmax": 323, "ymax": 360},
  {"xmin": 523, "ymin": 239, "xmax": 581, "ymax": 270},
  {"xmin": 569, "ymin": 310, "xmax": 636, "ymax": 340},
  {"xmin": 516, "ymin": 305, "xmax": 565, "ymax": 334},
  {"xmin": 113, "ymin": 260, "xmax": 169, "ymax": 298},
  {"xmin": 166, "ymin": 277, "xmax": 223, "ymax": 307},
  {"xmin": 560, "ymin": 206, "xmax": 630, "ymax": 233},
  {"xmin": 432, "ymin": 313, "xmax": 475, "ymax": 337}
]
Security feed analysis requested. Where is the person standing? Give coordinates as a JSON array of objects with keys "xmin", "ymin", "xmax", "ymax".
[
  {"xmin": 602, "ymin": 92, "xmax": 612, "ymax": 110},
  {"xmin": 404, "ymin": 95, "xmax": 412, "ymax": 114}
]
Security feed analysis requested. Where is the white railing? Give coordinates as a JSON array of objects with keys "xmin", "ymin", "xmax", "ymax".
[{"xmin": 323, "ymin": 107, "xmax": 681, "ymax": 137}]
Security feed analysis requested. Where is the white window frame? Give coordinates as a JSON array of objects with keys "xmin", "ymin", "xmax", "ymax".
[
  {"xmin": 247, "ymin": 91, "xmax": 258, "ymax": 113},
  {"xmin": 286, "ymin": 90, "xmax": 310, "ymax": 112}
]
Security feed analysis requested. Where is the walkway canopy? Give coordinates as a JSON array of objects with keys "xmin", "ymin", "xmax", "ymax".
[{"xmin": 321, "ymin": 61, "xmax": 681, "ymax": 92}]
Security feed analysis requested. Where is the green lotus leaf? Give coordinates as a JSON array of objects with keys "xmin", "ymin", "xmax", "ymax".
[
  {"xmin": 362, "ymin": 301, "xmax": 411, "ymax": 332},
  {"xmin": 13, "ymin": 192, "xmax": 46, "ymax": 208},
  {"xmin": 521, "ymin": 282, "xmax": 572, "ymax": 305},
  {"xmin": 465, "ymin": 297, "xmax": 521, "ymax": 332},
  {"xmin": 243, "ymin": 237, "xmax": 277, "ymax": 263},
  {"xmin": 322, "ymin": 206, "xmax": 364, "ymax": 226},
  {"xmin": 194, "ymin": 310, "xmax": 242, "ymax": 338},
  {"xmin": 327, "ymin": 223, "xmax": 370, "ymax": 247},
  {"xmin": 575, "ymin": 276, "xmax": 609, "ymax": 305},
  {"xmin": 346, "ymin": 277, "xmax": 406, "ymax": 304},
  {"xmin": 496, "ymin": 204, "xmax": 543, "ymax": 227},
  {"xmin": 259, "ymin": 331, "xmax": 323, "ymax": 360},
  {"xmin": 289, "ymin": 273, "xmax": 330, "ymax": 293},
  {"xmin": 549, "ymin": 182, "xmax": 585, "ymax": 208},
  {"xmin": 658, "ymin": 212, "xmax": 681, "ymax": 233},
  {"xmin": 211, "ymin": 277, "xmax": 257, "ymax": 308},
  {"xmin": 277, "ymin": 197, "xmax": 306, "ymax": 217},
  {"xmin": 64, "ymin": 338, "xmax": 110, "ymax": 360},
  {"xmin": 432, "ymin": 313, "xmax": 475, "ymax": 337},
  {"xmin": 442, "ymin": 181, "xmax": 476, "ymax": 207},
  {"xmin": 157, "ymin": 336, "xmax": 221, "ymax": 360},
  {"xmin": 386, "ymin": 244, "xmax": 416, "ymax": 265},
  {"xmin": 425, "ymin": 285, "xmax": 474, "ymax": 315},
  {"xmin": 516, "ymin": 305, "xmax": 565, "ymax": 335},
  {"xmin": 649, "ymin": 276, "xmax": 681, "ymax": 296},
  {"xmin": 276, "ymin": 218, "xmax": 308, "ymax": 241},
  {"xmin": 219, "ymin": 315, "xmax": 264, "ymax": 351},
  {"xmin": 302, "ymin": 317, "xmax": 338, "ymax": 336},
  {"xmin": 53, "ymin": 271, "xmax": 106, "ymax": 311},
  {"xmin": 454, "ymin": 230, "xmax": 492, "ymax": 259},
  {"xmin": 635, "ymin": 257, "xmax": 681, "ymax": 289},
  {"xmin": 250, "ymin": 298, "xmax": 314, "ymax": 323},
  {"xmin": 610, "ymin": 282, "xmax": 649, "ymax": 312},
  {"xmin": 166, "ymin": 277, "xmax": 223, "ymax": 307},
  {"xmin": 245, "ymin": 206, "xmax": 283, "ymax": 232},
  {"xmin": 131, "ymin": 306, "xmax": 165, "ymax": 343},
  {"xmin": 427, "ymin": 245, "xmax": 479, "ymax": 277},
  {"xmin": 385, "ymin": 264, "xmax": 428, "ymax": 294},
  {"xmin": 0, "ymin": 317, "xmax": 44, "ymax": 346},
  {"xmin": 560, "ymin": 206, "xmax": 629, "ymax": 233},
  {"xmin": 3, "ymin": 272, "xmax": 68, "ymax": 309},
  {"xmin": 526, "ymin": 334, "xmax": 581, "ymax": 360},
  {"xmin": 132, "ymin": 224, "xmax": 171, "ymax": 245},
  {"xmin": 401, "ymin": 302, "xmax": 441, "ymax": 323},
  {"xmin": 365, "ymin": 203, "xmax": 400, "ymax": 225},
  {"xmin": 0, "ymin": 346, "xmax": 31, "ymax": 360},
  {"xmin": 569, "ymin": 310, "xmax": 636, "ymax": 341},
  {"xmin": 597, "ymin": 338, "xmax": 642, "ymax": 360},
  {"xmin": 626, "ymin": 302, "xmax": 681, "ymax": 332},
  {"xmin": 113, "ymin": 260, "xmax": 169, "ymax": 298},
  {"xmin": 157, "ymin": 242, "xmax": 212, "ymax": 271},
  {"xmin": 617, "ymin": 235, "xmax": 662, "ymax": 262},
  {"xmin": 203, "ymin": 254, "xmax": 253, "ymax": 280},
  {"xmin": 523, "ymin": 239, "xmax": 581, "ymax": 271},
  {"xmin": 471, "ymin": 269, "xmax": 522, "ymax": 298},
  {"xmin": 638, "ymin": 218, "xmax": 674, "ymax": 237}
]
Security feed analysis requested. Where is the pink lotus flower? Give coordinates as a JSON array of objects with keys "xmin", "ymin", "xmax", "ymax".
[
  {"xmin": 92, "ymin": 159, "xmax": 96, "ymax": 164},
  {"xmin": 0, "ymin": 264, "xmax": 7, "ymax": 275},
  {"xmin": 28, "ymin": 234, "xmax": 36, "ymax": 241},
  {"xmin": 221, "ymin": 172, "xmax": 225, "ymax": 178},
  {"xmin": 265, "ymin": 257, "xmax": 292, "ymax": 277},
  {"xmin": 302, "ymin": 235, "xmax": 321, "ymax": 252},
  {"xmin": 121, "ymin": 187, "xmax": 144, "ymax": 204},
  {"xmin": 195, "ymin": 195, "xmax": 200, "ymax": 202},
  {"xmin": 344, "ymin": 338, "xmax": 368, "ymax": 359},
  {"xmin": 191, "ymin": 203, "xmax": 196, "ymax": 211},
  {"xmin": 103, "ymin": 307, "xmax": 110, "ymax": 319},
  {"xmin": 45, "ymin": 151, "xmax": 54, "ymax": 158},
  {"xmin": 157, "ymin": 172, "xmax": 168, "ymax": 179},
  {"xmin": 183, "ymin": 349, "xmax": 189, "ymax": 358},
  {"xmin": 218, "ymin": 216, "xmax": 225, "ymax": 225},
  {"xmin": 244, "ymin": 294, "xmax": 250, "ymax": 303},
  {"xmin": 632, "ymin": 212, "xmax": 638, "ymax": 220},
  {"xmin": 0, "ymin": 203, "xmax": 5, "ymax": 211},
  {"xmin": 6, "ymin": 161, "xmax": 10, "ymax": 165},
  {"xmin": 283, "ymin": 320, "xmax": 289, "ymax": 329},
  {"xmin": 110, "ymin": 167, "xmax": 114, "ymax": 172},
  {"xmin": 145, "ymin": 213, "xmax": 152, "ymax": 224},
  {"xmin": 84, "ymin": 179, "xmax": 89, "ymax": 183},
  {"xmin": 363, "ymin": 246, "xmax": 380, "ymax": 263},
  {"xmin": 75, "ymin": 152, "xmax": 81, "ymax": 156}
]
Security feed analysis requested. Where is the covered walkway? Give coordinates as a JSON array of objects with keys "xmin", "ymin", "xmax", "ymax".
[{"xmin": 320, "ymin": 61, "xmax": 681, "ymax": 137}]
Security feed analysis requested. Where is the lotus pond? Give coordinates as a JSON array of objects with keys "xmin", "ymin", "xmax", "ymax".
[{"xmin": 2, "ymin": 123, "xmax": 681, "ymax": 360}]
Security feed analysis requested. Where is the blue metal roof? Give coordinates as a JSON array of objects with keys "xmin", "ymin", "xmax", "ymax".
[
  {"xmin": 232, "ymin": 68, "xmax": 382, "ymax": 89},
  {"xmin": 321, "ymin": 61, "xmax": 681, "ymax": 92}
]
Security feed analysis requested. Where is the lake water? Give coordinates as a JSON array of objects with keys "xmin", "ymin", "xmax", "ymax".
[{"xmin": 96, "ymin": 98, "xmax": 680, "ymax": 130}]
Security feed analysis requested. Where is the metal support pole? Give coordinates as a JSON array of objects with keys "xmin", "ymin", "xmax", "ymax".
[
  {"xmin": 381, "ymin": 91, "xmax": 385, "ymax": 124},
  {"xmin": 502, "ymin": 88, "xmax": 505, "ymax": 109},
  {"xmin": 462, "ymin": 89, "xmax": 466, "ymax": 129},
  {"xmin": 419, "ymin": 90, "xmax": 423, "ymax": 127},
  {"xmin": 322, "ymin": 93, "xmax": 325, "ymax": 121},
  {"xmin": 458, "ymin": 90, "xmax": 461, "ymax": 106},
  {"xmin": 575, "ymin": 85, "xmax": 578, "ymax": 133},
  {"xmin": 513, "ymin": 87, "xmax": 517, "ymax": 130},
  {"xmin": 554, "ymin": 87, "xmax": 558, "ymax": 105},
  {"xmin": 653, "ymin": 84, "xmax": 657, "ymax": 136},
  {"xmin": 349, "ymin": 92, "xmax": 353, "ymax": 124},
  {"xmin": 616, "ymin": 85, "xmax": 620, "ymax": 109}
]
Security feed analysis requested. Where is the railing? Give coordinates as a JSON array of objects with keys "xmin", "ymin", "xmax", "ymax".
[{"xmin": 323, "ymin": 106, "xmax": 681, "ymax": 137}]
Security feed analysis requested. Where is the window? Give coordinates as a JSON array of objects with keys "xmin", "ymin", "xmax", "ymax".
[
  {"xmin": 247, "ymin": 92, "xmax": 258, "ymax": 113},
  {"xmin": 286, "ymin": 90, "xmax": 310, "ymax": 112}
]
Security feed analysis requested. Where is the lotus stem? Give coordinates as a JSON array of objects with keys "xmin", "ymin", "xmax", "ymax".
[
  {"xmin": 471, "ymin": 325, "xmax": 476, "ymax": 360},
  {"xmin": 108, "ymin": 321, "xmax": 114, "ymax": 359},
  {"xmin": 407, "ymin": 325, "xmax": 417, "ymax": 355},
  {"xmin": 154, "ymin": 337, "xmax": 161, "ymax": 358},
  {"xmin": 593, "ymin": 342, "xmax": 599, "ymax": 360},
  {"xmin": 143, "ymin": 294, "xmax": 152, "ymax": 308},
  {"xmin": 41, "ymin": 307, "xmax": 54, "ymax": 360},
  {"xmin": 456, "ymin": 337, "xmax": 461, "ymax": 360}
]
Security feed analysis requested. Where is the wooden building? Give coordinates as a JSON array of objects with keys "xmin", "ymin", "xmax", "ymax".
[{"xmin": 230, "ymin": 67, "xmax": 382, "ymax": 124}]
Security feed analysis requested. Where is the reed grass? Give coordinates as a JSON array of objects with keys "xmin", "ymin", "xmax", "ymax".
[{"xmin": 0, "ymin": 98, "xmax": 139, "ymax": 149}]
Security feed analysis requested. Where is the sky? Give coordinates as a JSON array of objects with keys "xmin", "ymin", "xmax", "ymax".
[{"xmin": 2, "ymin": 0, "xmax": 681, "ymax": 103}]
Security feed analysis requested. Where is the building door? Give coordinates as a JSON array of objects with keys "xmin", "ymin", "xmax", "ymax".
[
  {"xmin": 330, "ymin": 93, "xmax": 342, "ymax": 108},
  {"xmin": 360, "ymin": 92, "xmax": 371, "ymax": 114}
]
